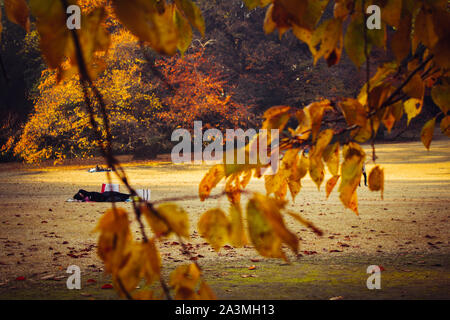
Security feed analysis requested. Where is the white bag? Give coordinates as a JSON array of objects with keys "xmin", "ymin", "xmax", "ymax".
[{"xmin": 136, "ymin": 189, "xmax": 151, "ymax": 201}]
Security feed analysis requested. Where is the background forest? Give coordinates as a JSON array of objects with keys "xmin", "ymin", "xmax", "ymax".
[{"xmin": 0, "ymin": 0, "xmax": 441, "ymax": 163}]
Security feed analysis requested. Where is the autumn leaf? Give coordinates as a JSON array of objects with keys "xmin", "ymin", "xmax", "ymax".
[
  {"xmin": 198, "ymin": 209, "xmax": 230, "ymax": 251},
  {"xmin": 326, "ymin": 175, "xmax": 340, "ymax": 199},
  {"xmin": 421, "ymin": 118, "xmax": 436, "ymax": 150},
  {"xmin": 323, "ymin": 142, "xmax": 339, "ymax": 176},
  {"xmin": 174, "ymin": 8, "xmax": 192, "ymax": 56},
  {"xmin": 199, "ymin": 164, "xmax": 225, "ymax": 201},
  {"xmin": 30, "ymin": 0, "xmax": 73, "ymax": 71},
  {"xmin": 4, "ymin": 0, "xmax": 30, "ymax": 32},
  {"xmin": 262, "ymin": 105, "xmax": 291, "ymax": 131},
  {"xmin": 404, "ymin": 98, "xmax": 423, "ymax": 126},
  {"xmin": 304, "ymin": 100, "xmax": 332, "ymax": 141},
  {"xmin": 229, "ymin": 204, "xmax": 247, "ymax": 248},
  {"xmin": 339, "ymin": 98, "xmax": 367, "ymax": 128},
  {"xmin": 243, "ymin": 0, "xmax": 272, "ymax": 10},
  {"xmin": 311, "ymin": 18, "xmax": 343, "ymax": 66},
  {"xmin": 246, "ymin": 193, "xmax": 298, "ymax": 261},
  {"xmin": 197, "ymin": 281, "xmax": 217, "ymax": 300},
  {"xmin": 116, "ymin": 240, "xmax": 161, "ymax": 294},
  {"xmin": 358, "ymin": 62, "xmax": 398, "ymax": 105},
  {"xmin": 287, "ymin": 150, "xmax": 309, "ymax": 201},
  {"xmin": 309, "ymin": 129, "xmax": 333, "ymax": 190},
  {"xmin": 142, "ymin": 203, "xmax": 189, "ymax": 238},
  {"xmin": 170, "ymin": 263, "xmax": 204, "ymax": 300},
  {"xmin": 133, "ymin": 290, "xmax": 155, "ymax": 300},
  {"xmin": 368, "ymin": 166, "xmax": 384, "ymax": 200},
  {"xmin": 174, "ymin": 0, "xmax": 205, "ymax": 37},
  {"xmin": 112, "ymin": 0, "xmax": 178, "ymax": 55},
  {"xmin": 338, "ymin": 143, "xmax": 366, "ymax": 215},
  {"xmin": 94, "ymin": 208, "xmax": 131, "ymax": 273},
  {"xmin": 294, "ymin": 108, "xmax": 311, "ymax": 140}
]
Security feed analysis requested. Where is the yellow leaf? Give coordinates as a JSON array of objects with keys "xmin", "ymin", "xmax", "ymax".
[
  {"xmin": 197, "ymin": 281, "xmax": 217, "ymax": 300},
  {"xmin": 174, "ymin": 8, "xmax": 192, "ymax": 56},
  {"xmin": 323, "ymin": 142, "xmax": 340, "ymax": 176},
  {"xmin": 262, "ymin": 105, "xmax": 291, "ymax": 131},
  {"xmin": 294, "ymin": 108, "xmax": 312, "ymax": 140},
  {"xmin": 440, "ymin": 116, "xmax": 450, "ymax": 137},
  {"xmin": 358, "ymin": 62, "xmax": 398, "ymax": 105},
  {"xmin": 326, "ymin": 175, "xmax": 340, "ymax": 199},
  {"xmin": 404, "ymin": 98, "xmax": 423, "ymax": 126},
  {"xmin": 174, "ymin": 287, "xmax": 199, "ymax": 300},
  {"xmin": 142, "ymin": 203, "xmax": 189, "ymax": 238},
  {"xmin": 309, "ymin": 129, "xmax": 333, "ymax": 190},
  {"xmin": 309, "ymin": 156, "xmax": 324, "ymax": 191},
  {"xmin": 421, "ymin": 118, "xmax": 436, "ymax": 150},
  {"xmin": 229, "ymin": 204, "xmax": 247, "ymax": 248},
  {"xmin": 338, "ymin": 142, "xmax": 366, "ymax": 215},
  {"xmin": 246, "ymin": 193, "xmax": 298, "ymax": 261},
  {"xmin": 368, "ymin": 165, "xmax": 384, "ymax": 200},
  {"xmin": 94, "ymin": 208, "xmax": 131, "ymax": 273},
  {"xmin": 175, "ymin": 0, "xmax": 205, "ymax": 37},
  {"xmin": 339, "ymin": 98, "xmax": 367, "ymax": 127},
  {"xmin": 4, "ymin": 0, "xmax": 30, "ymax": 32},
  {"xmin": 30, "ymin": 0, "xmax": 72, "ymax": 70},
  {"xmin": 288, "ymin": 150, "xmax": 309, "ymax": 201},
  {"xmin": 116, "ymin": 240, "xmax": 160, "ymax": 294},
  {"xmin": 304, "ymin": 100, "xmax": 332, "ymax": 142},
  {"xmin": 311, "ymin": 18, "xmax": 343, "ymax": 66},
  {"xmin": 263, "ymin": 4, "xmax": 277, "ymax": 35},
  {"xmin": 199, "ymin": 164, "xmax": 225, "ymax": 201},
  {"xmin": 30, "ymin": 1, "xmax": 110, "ymax": 80},
  {"xmin": 225, "ymin": 173, "xmax": 242, "ymax": 204},
  {"xmin": 243, "ymin": 0, "xmax": 272, "ymax": 10},
  {"xmin": 198, "ymin": 209, "xmax": 230, "ymax": 251},
  {"xmin": 133, "ymin": 290, "xmax": 154, "ymax": 300},
  {"xmin": 113, "ymin": 0, "xmax": 178, "ymax": 55},
  {"xmin": 170, "ymin": 263, "xmax": 201, "ymax": 291}
]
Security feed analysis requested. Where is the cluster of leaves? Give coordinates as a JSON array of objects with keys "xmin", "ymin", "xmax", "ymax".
[
  {"xmin": 95, "ymin": 206, "xmax": 215, "ymax": 300},
  {"xmin": 0, "ymin": 0, "xmax": 448, "ymax": 300}
]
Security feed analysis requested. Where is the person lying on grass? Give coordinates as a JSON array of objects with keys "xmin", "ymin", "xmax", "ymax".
[{"xmin": 73, "ymin": 189, "xmax": 130, "ymax": 202}]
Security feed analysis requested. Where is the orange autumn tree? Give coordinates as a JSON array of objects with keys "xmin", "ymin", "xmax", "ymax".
[
  {"xmin": 0, "ymin": 0, "xmax": 448, "ymax": 300},
  {"xmin": 154, "ymin": 47, "xmax": 253, "ymax": 132}
]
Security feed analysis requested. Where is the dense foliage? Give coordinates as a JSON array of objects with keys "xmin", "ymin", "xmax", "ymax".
[{"xmin": 0, "ymin": 0, "xmax": 448, "ymax": 300}]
